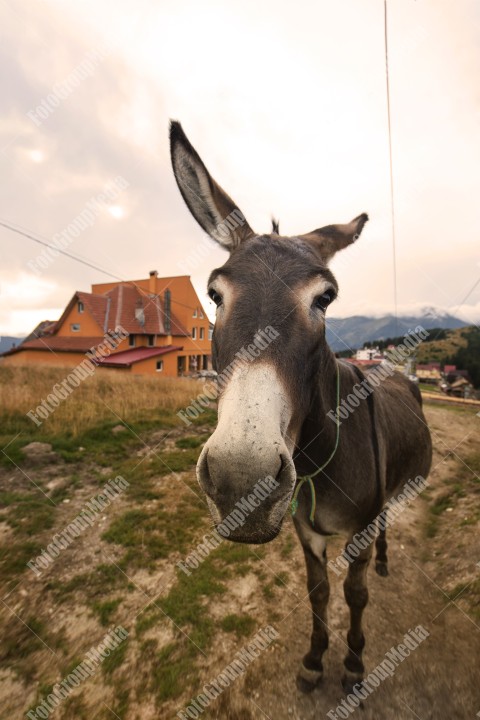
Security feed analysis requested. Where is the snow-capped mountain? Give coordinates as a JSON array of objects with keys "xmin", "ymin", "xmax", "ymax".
[{"xmin": 326, "ymin": 308, "xmax": 468, "ymax": 353}]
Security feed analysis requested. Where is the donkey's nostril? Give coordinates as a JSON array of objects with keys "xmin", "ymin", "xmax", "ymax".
[
  {"xmin": 277, "ymin": 454, "xmax": 287, "ymax": 481},
  {"xmin": 196, "ymin": 448, "xmax": 218, "ymax": 500}
]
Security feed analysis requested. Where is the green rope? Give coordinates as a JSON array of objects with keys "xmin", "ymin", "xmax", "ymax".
[{"xmin": 291, "ymin": 363, "xmax": 341, "ymax": 525}]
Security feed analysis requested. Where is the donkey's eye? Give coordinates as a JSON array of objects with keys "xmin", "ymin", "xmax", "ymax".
[
  {"xmin": 208, "ymin": 288, "xmax": 223, "ymax": 307},
  {"xmin": 312, "ymin": 290, "xmax": 335, "ymax": 312}
]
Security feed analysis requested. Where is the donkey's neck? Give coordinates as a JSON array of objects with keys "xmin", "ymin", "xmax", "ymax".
[{"xmin": 293, "ymin": 348, "xmax": 339, "ymax": 476}]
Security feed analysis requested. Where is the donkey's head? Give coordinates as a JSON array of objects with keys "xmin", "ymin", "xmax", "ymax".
[{"xmin": 170, "ymin": 122, "xmax": 368, "ymax": 543}]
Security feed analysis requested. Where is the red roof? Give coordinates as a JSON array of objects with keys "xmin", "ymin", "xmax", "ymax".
[
  {"xmin": 53, "ymin": 285, "xmax": 189, "ymax": 337},
  {"xmin": 77, "ymin": 292, "xmax": 110, "ymax": 331},
  {"xmin": 4, "ymin": 336, "xmax": 105, "ymax": 355},
  {"xmin": 343, "ymin": 358, "xmax": 385, "ymax": 367},
  {"xmin": 98, "ymin": 345, "xmax": 183, "ymax": 367},
  {"xmin": 417, "ymin": 362, "xmax": 441, "ymax": 370},
  {"xmin": 103, "ymin": 285, "xmax": 188, "ymax": 336},
  {"xmin": 23, "ymin": 320, "xmax": 57, "ymax": 343}
]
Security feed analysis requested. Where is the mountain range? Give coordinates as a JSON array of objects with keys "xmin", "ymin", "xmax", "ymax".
[{"xmin": 325, "ymin": 309, "xmax": 467, "ymax": 353}]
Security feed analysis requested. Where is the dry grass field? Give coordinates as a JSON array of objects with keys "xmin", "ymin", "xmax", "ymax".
[
  {"xmin": 0, "ymin": 366, "xmax": 204, "ymax": 438},
  {"xmin": 0, "ymin": 367, "xmax": 479, "ymax": 720}
]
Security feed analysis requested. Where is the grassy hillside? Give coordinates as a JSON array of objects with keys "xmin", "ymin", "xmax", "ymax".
[
  {"xmin": 364, "ymin": 325, "xmax": 480, "ymax": 378},
  {"xmin": 340, "ymin": 325, "xmax": 480, "ymax": 387},
  {"xmin": 415, "ymin": 326, "xmax": 469, "ymax": 363},
  {"xmin": 415, "ymin": 326, "xmax": 480, "ymax": 387},
  {"xmin": 444, "ymin": 326, "xmax": 480, "ymax": 387}
]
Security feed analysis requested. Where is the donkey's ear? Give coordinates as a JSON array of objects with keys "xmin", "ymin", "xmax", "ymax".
[
  {"xmin": 299, "ymin": 213, "xmax": 369, "ymax": 263},
  {"xmin": 170, "ymin": 121, "xmax": 255, "ymax": 251}
]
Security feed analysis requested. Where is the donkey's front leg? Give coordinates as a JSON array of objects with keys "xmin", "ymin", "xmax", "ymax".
[
  {"xmin": 294, "ymin": 523, "xmax": 330, "ymax": 693},
  {"xmin": 342, "ymin": 537, "xmax": 373, "ymax": 694}
]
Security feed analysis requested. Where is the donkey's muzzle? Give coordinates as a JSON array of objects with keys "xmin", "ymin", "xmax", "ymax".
[{"xmin": 196, "ymin": 444, "xmax": 296, "ymax": 544}]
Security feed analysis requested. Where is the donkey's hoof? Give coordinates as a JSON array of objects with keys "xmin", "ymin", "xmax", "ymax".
[
  {"xmin": 296, "ymin": 664, "xmax": 323, "ymax": 693},
  {"xmin": 341, "ymin": 672, "xmax": 364, "ymax": 697},
  {"xmin": 375, "ymin": 561, "xmax": 389, "ymax": 577}
]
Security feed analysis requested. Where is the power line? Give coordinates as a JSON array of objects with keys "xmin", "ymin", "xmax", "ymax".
[
  {"xmin": 0, "ymin": 218, "xmax": 210, "ymax": 316},
  {"xmin": 382, "ymin": 7, "xmax": 478, "ymax": 343},
  {"xmin": 455, "ymin": 276, "xmax": 480, "ymax": 311},
  {"xmin": 384, "ymin": 0, "xmax": 399, "ymax": 337},
  {"xmin": 0, "ymin": 220, "xmax": 121, "ymax": 280}
]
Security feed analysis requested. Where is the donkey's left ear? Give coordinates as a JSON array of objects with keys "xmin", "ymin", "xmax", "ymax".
[
  {"xmin": 170, "ymin": 121, "xmax": 255, "ymax": 251},
  {"xmin": 299, "ymin": 213, "xmax": 369, "ymax": 263}
]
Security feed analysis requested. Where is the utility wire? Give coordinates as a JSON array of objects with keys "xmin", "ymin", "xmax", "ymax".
[
  {"xmin": 454, "ymin": 276, "xmax": 480, "ymax": 312},
  {"xmin": 0, "ymin": 220, "xmax": 120, "ymax": 280},
  {"xmin": 384, "ymin": 0, "xmax": 399, "ymax": 336},
  {"xmin": 383, "ymin": 7, "xmax": 478, "ymax": 341},
  {"xmin": 0, "ymin": 218, "xmax": 210, "ymax": 316}
]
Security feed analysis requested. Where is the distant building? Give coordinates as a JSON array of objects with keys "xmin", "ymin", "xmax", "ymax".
[
  {"xmin": 1, "ymin": 273, "xmax": 212, "ymax": 377},
  {"xmin": 416, "ymin": 363, "xmax": 442, "ymax": 383},
  {"xmin": 355, "ymin": 346, "xmax": 385, "ymax": 361},
  {"xmin": 445, "ymin": 377, "xmax": 471, "ymax": 397},
  {"xmin": 442, "ymin": 366, "xmax": 473, "ymax": 396},
  {"xmin": 443, "ymin": 364, "xmax": 457, "ymax": 374}
]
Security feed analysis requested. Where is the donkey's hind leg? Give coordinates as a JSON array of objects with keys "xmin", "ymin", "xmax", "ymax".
[
  {"xmin": 342, "ymin": 538, "xmax": 373, "ymax": 694},
  {"xmin": 294, "ymin": 524, "xmax": 330, "ymax": 693},
  {"xmin": 375, "ymin": 524, "xmax": 389, "ymax": 577}
]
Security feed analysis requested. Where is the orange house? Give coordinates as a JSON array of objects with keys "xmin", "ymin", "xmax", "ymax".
[{"xmin": 2, "ymin": 272, "xmax": 212, "ymax": 376}]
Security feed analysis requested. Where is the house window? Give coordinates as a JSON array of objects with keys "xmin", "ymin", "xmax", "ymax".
[
  {"xmin": 199, "ymin": 310, "xmax": 204, "ymax": 319},
  {"xmin": 70, "ymin": 323, "xmax": 80, "ymax": 332},
  {"xmin": 199, "ymin": 327, "xmax": 204, "ymax": 340},
  {"xmin": 192, "ymin": 327, "xmax": 197, "ymax": 340},
  {"xmin": 156, "ymin": 360, "xmax": 164, "ymax": 372},
  {"xmin": 78, "ymin": 301, "xmax": 84, "ymax": 313},
  {"xmin": 148, "ymin": 335, "xmax": 155, "ymax": 347},
  {"xmin": 129, "ymin": 335, "xmax": 135, "ymax": 347},
  {"xmin": 208, "ymin": 326, "xmax": 213, "ymax": 341},
  {"xmin": 193, "ymin": 308, "xmax": 197, "ymax": 318}
]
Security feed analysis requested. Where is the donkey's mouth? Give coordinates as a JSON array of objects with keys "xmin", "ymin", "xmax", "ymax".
[
  {"xmin": 198, "ymin": 446, "xmax": 296, "ymax": 544},
  {"xmin": 206, "ymin": 494, "xmax": 289, "ymax": 544},
  {"xmin": 216, "ymin": 523, "xmax": 283, "ymax": 545}
]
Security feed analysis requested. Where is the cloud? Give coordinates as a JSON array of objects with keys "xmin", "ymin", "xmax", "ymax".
[{"xmin": 1, "ymin": 0, "xmax": 479, "ymax": 336}]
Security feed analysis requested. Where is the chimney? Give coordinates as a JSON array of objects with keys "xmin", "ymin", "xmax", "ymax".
[
  {"xmin": 164, "ymin": 289, "xmax": 171, "ymax": 336},
  {"xmin": 149, "ymin": 270, "xmax": 158, "ymax": 294},
  {"xmin": 135, "ymin": 298, "xmax": 145, "ymax": 327}
]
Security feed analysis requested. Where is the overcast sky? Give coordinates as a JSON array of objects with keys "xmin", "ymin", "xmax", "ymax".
[{"xmin": 1, "ymin": 0, "xmax": 479, "ymax": 337}]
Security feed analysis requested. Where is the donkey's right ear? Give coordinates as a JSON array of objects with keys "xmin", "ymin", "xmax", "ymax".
[{"xmin": 170, "ymin": 121, "xmax": 255, "ymax": 251}]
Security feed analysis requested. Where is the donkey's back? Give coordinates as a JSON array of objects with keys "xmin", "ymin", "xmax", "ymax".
[{"xmin": 371, "ymin": 370, "xmax": 432, "ymax": 498}]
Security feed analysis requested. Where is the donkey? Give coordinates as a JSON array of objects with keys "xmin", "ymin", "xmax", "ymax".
[{"xmin": 170, "ymin": 121, "xmax": 432, "ymax": 694}]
